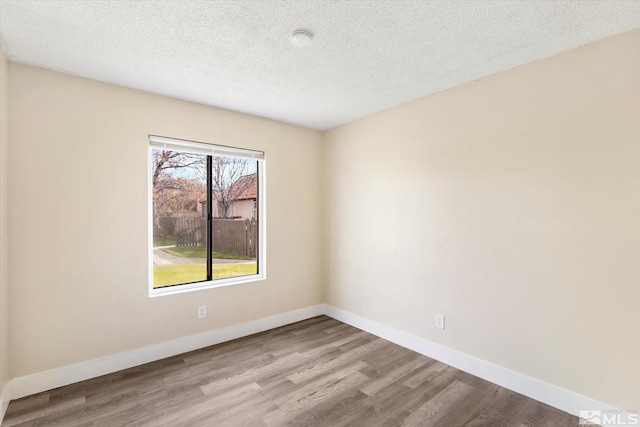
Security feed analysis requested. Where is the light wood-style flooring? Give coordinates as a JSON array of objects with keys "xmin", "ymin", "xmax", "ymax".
[{"xmin": 4, "ymin": 316, "xmax": 580, "ymax": 426}]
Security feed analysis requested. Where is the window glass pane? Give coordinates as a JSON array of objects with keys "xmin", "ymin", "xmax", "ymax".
[
  {"xmin": 152, "ymin": 149, "xmax": 208, "ymax": 288},
  {"xmin": 211, "ymin": 156, "xmax": 258, "ymax": 279}
]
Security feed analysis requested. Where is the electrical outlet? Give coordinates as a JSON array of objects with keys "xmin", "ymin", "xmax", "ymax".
[
  {"xmin": 197, "ymin": 305, "xmax": 206, "ymax": 319},
  {"xmin": 435, "ymin": 314, "xmax": 445, "ymax": 330}
]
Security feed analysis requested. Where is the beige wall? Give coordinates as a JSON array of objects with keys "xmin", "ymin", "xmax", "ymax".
[
  {"xmin": 0, "ymin": 49, "xmax": 9, "ymax": 403},
  {"xmin": 324, "ymin": 29, "xmax": 640, "ymax": 410},
  {"xmin": 7, "ymin": 64, "xmax": 323, "ymax": 378}
]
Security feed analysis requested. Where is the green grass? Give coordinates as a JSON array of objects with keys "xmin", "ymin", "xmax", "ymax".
[
  {"xmin": 162, "ymin": 245, "xmax": 207, "ymax": 258},
  {"xmin": 161, "ymin": 245, "xmax": 251, "ymax": 260},
  {"xmin": 153, "ymin": 236, "xmax": 177, "ymax": 247},
  {"xmin": 153, "ymin": 262, "xmax": 258, "ymax": 288}
]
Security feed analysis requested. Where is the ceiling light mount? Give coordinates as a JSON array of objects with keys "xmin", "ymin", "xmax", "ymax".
[{"xmin": 290, "ymin": 29, "xmax": 313, "ymax": 48}]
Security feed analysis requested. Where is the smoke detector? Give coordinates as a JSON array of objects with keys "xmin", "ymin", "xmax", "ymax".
[{"xmin": 290, "ymin": 30, "xmax": 313, "ymax": 48}]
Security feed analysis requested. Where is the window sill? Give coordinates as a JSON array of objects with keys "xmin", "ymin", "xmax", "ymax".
[{"xmin": 149, "ymin": 274, "xmax": 265, "ymax": 298}]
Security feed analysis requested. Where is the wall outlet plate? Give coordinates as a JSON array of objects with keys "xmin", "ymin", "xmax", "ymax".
[
  {"xmin": 197, "ymin": 305, "xmax": 206, "ymax": 319},
  {"xmin": 435, "ymin": 314, "xmax": 445, "ymax": 330}
]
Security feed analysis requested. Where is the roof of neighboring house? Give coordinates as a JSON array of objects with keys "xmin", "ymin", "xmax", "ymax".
[
  {"xmin": 230, "ymin": 174, "xmax": 257, "ymax": 200},
  {"xmin": 199, "ymin": 173, "xmax": 257, "ymax": 203}
]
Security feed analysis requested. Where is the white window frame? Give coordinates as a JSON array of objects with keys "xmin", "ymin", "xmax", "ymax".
[{"xmin": 148, "ymin": 135, "xmax": 266, "ymax": 297}]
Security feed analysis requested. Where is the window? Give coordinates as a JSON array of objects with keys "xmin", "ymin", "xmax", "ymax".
[{"xmin": 148, "ymin": 135, "xmax": 264, "ymax": 296}]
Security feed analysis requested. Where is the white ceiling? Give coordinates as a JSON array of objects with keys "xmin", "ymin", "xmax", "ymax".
[{"xmin": 1, "ymin": 1, "xmax": 639, "ymax": 130}]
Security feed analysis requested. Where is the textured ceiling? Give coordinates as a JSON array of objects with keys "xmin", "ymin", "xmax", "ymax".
[{"xmin": 1, "ymin": 1, "xmax": 639, "ymax": 130}]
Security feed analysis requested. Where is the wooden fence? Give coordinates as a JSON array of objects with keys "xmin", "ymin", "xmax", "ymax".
[
  {"xmin": 174, "ymin": 217, "xmax": 204, "ymax": 247},
  {"xmin": 161, "ymin": 217, "xmax": 257, "ymax": 258},
  {"xmin": 212, "ymin": 219, "xmax": 257, "ymax": 258}
]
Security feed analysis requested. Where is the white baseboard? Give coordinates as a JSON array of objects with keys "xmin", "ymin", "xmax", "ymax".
[
  {"xmin": 10, "ymin": 304, "xmax": 325, "ymax": 400},
  {"xmin": 324, "ymin": 305, "xmax": 621, "ymax": 421},
  {"xmin": 0, "ymin": 381, "xmax": 10, "ymax": 424}
]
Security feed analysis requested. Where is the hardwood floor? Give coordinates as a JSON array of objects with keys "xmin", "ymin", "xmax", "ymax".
[{"xmin": 4, "ymin": 316, "xmax": 580, "ymax": 426}]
